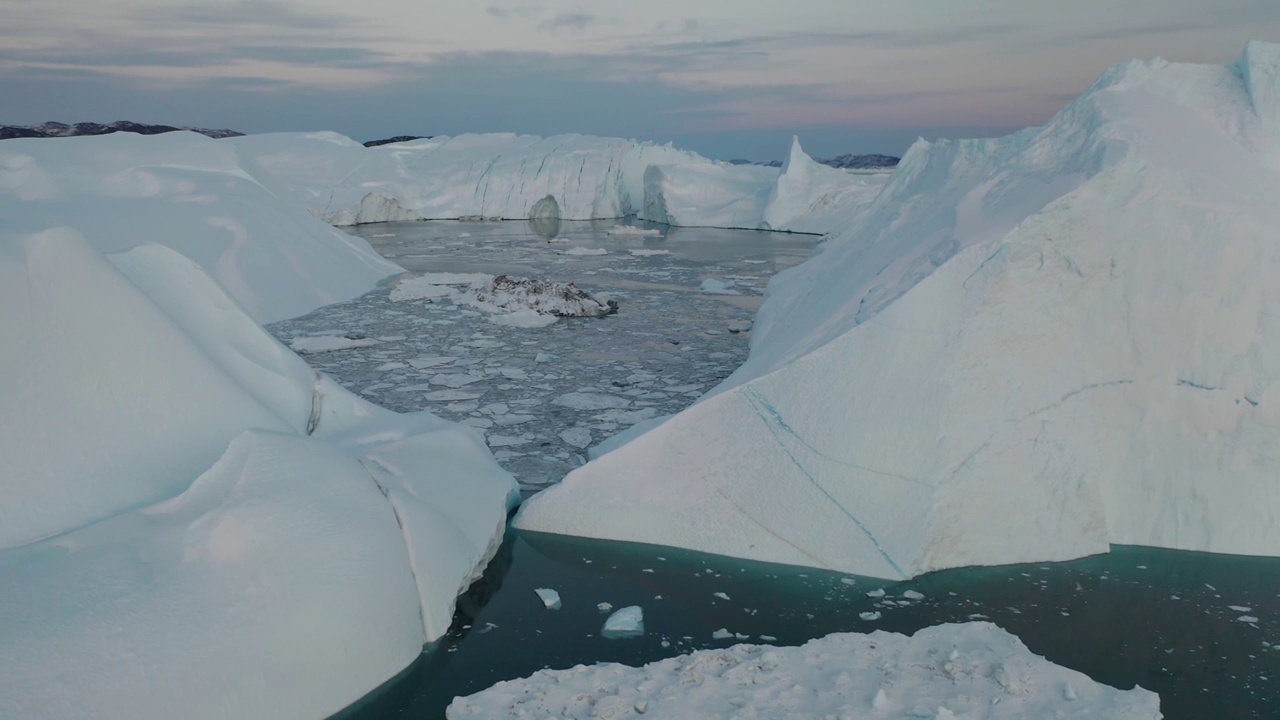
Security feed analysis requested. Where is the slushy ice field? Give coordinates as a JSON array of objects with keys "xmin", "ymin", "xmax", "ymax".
[{"xmin": 272, "ymin": 221, "xmax": 1280, "ymax": 720}]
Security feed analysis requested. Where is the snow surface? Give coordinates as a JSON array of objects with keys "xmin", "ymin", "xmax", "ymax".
[
  {"xmin": 447, "ymin": 622, "xmax": 1160, "ymax": 719},
  {"xmin": 516, "ymin": 42, "xmax": 1280, "ymax": 578},
  {"xmin": 0, "ymin": 226, "xmax": 517, "ymax": 718},
  {"xmin": 0, "ymin": 131, "xmax": 400, "ymax": 323}
]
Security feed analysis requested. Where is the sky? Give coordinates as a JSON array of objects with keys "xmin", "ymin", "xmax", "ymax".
[{"xmin": 2, "ymin": 0, "xmax": 1278, "ymax": 160}]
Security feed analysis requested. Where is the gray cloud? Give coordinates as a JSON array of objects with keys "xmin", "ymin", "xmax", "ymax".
[
  {"xmin": 539, "ymin": 13, "xmax": 596, "ymax": 32},
  {"xmin": 142, "ymin": 0, "xmax": 357, "ymax": 31}
]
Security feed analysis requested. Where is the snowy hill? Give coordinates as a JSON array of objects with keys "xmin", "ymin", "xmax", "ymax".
[
  {"xmin": 516, "ymin": 42, "xmax": 1280, "ymax": 578},
  {"xmin": 0, "ymin": 131, "xmax": 400, "ymax": 323}
]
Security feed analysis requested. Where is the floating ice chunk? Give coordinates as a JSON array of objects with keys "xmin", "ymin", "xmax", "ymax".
[
  {"xmin": 1238, "ymin": 615, "xmax": 1260, "ymax": 623},
  {"xmin": 534, "ymin": 352, "xmax": 557, "ymax": 363},
  {"xmin": 534, "ymin": 588, "xmax": 562, "ymax": 610},
  {"xmin": 552, "ymin": 392, "xmax": 632, "ymax": 411},
  {"xmin": 407, "ymin": 356, "xmax": 456, "ymax": 369},
  {"xmin": 628, "ymin": 249, "xmax": 670, "ymax": 256},
  {"xmin": 602, "ymin": 606, "xmax": 644, "ymax": 639},
  {"xmin": 860, "ymin": 611, "xmax": 883, "ymax": 621},
  {"xmin": 487, "ymin": 435, "xmax": 529, "ymax": 447},
  {"xmin": 388, "ymin": 280, "xmax": 455, "ymax": 302},
  {"xmin": 711, "ymin": 628, "xmax": 735, "ymax": 640},
  {"xmin": 289, "ymin": 335, "xmax": 378, "ymax": 353},
  {"xmin": 448, "ymin": 623, "xmax": 1162, "ymax": 719},
  {"xmin": 563, "ymin": 247, "xmax": 608, "ymax": 256},
  {"xmin": 376, "ymin": 362, "xmax": 408, "ymax": 371},
  {"xmin": 903, "ymin": 590, "xmax": 925, "ymax": 600},
  {"xmin": 867, "ymin": 589, "xmax": 886, "ymax": 598},
  {"xmin": 1230, "ymin": 605, "xmax": 1252, "ymax": 612},
  {"xmin": 608, "ymin": 226, "xmax": 663, "ymax": 237},
  {"xmin": 698, "ymin": 278, "xmax": 739, "ymax": 295},
  {"xmin": 597, "ymin": 602, "xmax": 613, "ymax": 613},
  {"xmin": 490, "ymin": 309, "xmax": 559, "ymax": 328},
  {"xmin": 560, "ymin": 427, "xmax": 593, "ymax": 449},
  {"xmin": 423, "ymin": 389, "xmax": 485, "ymax": 402},
  {"xmin": 430, "ymin": 373, "xmax": 485, "ymax": 388},
  {"xmin": 713, "ymin": 592, "xmax": 730, "ymax": 601}
]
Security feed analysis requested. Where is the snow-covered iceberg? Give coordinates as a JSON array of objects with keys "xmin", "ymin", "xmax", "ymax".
[
  {"xmin": 516, "ymin": 42, "xmax": 1280, "ymax": 579},
  {"xmin": 0, "ymin": 228, "xmax": 517, "ymax": 718},
  {"xmin": 229, "ymin": 130, "xmax": 887, "ymax": 233},
  {"xmin": 448, "ymin": 623, "xmax": 1161, "ymax": 719},
  {"xmin": 229, "ymin": 131, "xmax": 707, "ymax": 225},
  {"xmin": 0, "ymin": 131, "xmax": 400, "ymax": 323}
]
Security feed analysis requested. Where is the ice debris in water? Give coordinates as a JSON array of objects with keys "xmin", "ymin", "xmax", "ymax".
[
  {"xmin": 534, "ymin": 588, "xmax": 562, "ymax": 610},
  {"xmin": 601, "ymin": 606, "xmax": 644, "ymax": 639},
  {"xmin": 391, "ymin": 273, "xmax": 617, "ymax": 319}
]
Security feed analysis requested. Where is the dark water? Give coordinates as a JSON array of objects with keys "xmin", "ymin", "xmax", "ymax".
[{"xmin": 338, "ymin": 531, "xmax": 1280, "ymax": 719}]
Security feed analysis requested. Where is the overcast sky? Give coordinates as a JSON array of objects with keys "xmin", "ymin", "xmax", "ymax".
[{"xmin": 3, "ymin": 0, "xmax": 1277, "ymax": 160}]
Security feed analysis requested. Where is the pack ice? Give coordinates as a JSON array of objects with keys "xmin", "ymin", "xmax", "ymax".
[
  {"xmin": 0, "ymin": 131, "xmax": 400, "ymax": 323},
  {"xmin": 516, "ymin": 42, "xmax": 1280, "ymax": 579},
  {"xmin": 448, "ymin": 623, "xmax": 1160, "ymax": 719},
  {"xmin": 0, "ymin": 150, "xmax": 517, "ymax": 717},
  {"xmin": 229, "ymin": 131, "xmax": 887, "ymax": 232}
]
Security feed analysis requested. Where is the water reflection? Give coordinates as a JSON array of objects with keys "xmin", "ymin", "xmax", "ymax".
[{"xmin": 338, "ymin": 531, "xmax": 1280, "ymax": 720}]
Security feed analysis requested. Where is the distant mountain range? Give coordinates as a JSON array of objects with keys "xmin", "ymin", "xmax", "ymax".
[
  {"xmin": 728, "ymin": 153, "xmax": 900, "ymax": 169},
  {"xmin": 362, "ymin": 135, "xmax": 433, "ymax": 147},
  {"xmin": 0, "ymin": 121, "xmax": 243, "ymax": 140}
]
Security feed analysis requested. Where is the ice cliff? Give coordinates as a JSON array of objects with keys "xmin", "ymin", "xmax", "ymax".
[
  {"xmin": 516, "ymin": 42, "xmax": 1280, "ymax": 579},
  {"xmin": 230, "ymin": 131, "xmax": 888, "ymax": 233}
]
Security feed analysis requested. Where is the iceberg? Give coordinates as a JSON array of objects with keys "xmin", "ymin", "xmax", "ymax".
[
  {"xmin": 228, "ymin": 130, "xmax": 887, "ymax": 233},
  {"xmin": 516, "ymin": 42, "xmax": 1280, "ymax": 579},
  {"xmin": 448, "ymin": 623, "xmax": 1160, "ymax": 719},
  {"xmin": 229, "ymin": 131, "xmax": 707, "ymax": 225},
  {"xmin": 0, "ymin": 228, "xmax": 517, "ymax": 718},
  {"xmin": 0, "ymin": 131, "xmax": 400, "ymax": 323}
]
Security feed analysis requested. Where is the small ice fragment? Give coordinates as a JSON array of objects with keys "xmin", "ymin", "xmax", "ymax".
[
  {"xmin": 711, "ymin": 628, "xmax": 734, "ymax": 640},
  {"xmin": 634, "ymin": 700, "xmax": 648, "ymax": 714},
  {"xmin": 713, "ymin": 592, "xmax": 730, "ymax": 601},
  {"xmin": 903, "ymin": 590, "xmax": 925, "ymax": 600},
  {"xmin": 734, "ymin": 632, "xmax": 749, "ymax": 640},
  {"xmin": 1230, "ymin": 605, "xmax": 1253, "ymax": 612},
  {"xmin": 867, "ymin": 589, "xmax": 886, "ymax": 598},
  {"xmin": 859, "ymin": 611, "xmax": 882, "ymax": 621},
  {"xmin": 759, "ymin": 635, "xmax": 777, "ymax": 642},
  {"xmin": 840, "ymin": 578, "xmax": 856, "ymax": 586},
  {"xmin": 1239, "ymin": 615, "xmax": 1260, "ymax": 623},
  {"xmin": 1064, "ymin": 682, "xmax": 1077, "ymax": 701},
  {"xmin": 559, "ymin": 426, "xmax": 593, "ymax": 448},
  {"xmin": 534, "ymin": 588, "xmax": 561, "ymax": 610},
  {"xmin": 597, "ymin": 602, "xmax": 613, "ymax": 613},
  {"xmin": 601, "ymin": 606, "xmax": 644, "ymax": 639}
]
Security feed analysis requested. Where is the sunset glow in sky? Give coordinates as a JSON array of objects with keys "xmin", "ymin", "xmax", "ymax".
[{"xmin": 4, "ymin": 0, "xmax": 1277, "ymax": 159}]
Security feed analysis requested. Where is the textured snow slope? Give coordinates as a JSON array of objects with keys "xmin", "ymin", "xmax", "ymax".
[
  {"xmin": 448, "ymin": 623, "xmax": 1160, "ymax": 719},
  {"xmin": 0, "ymin": 228, "xmax": 517, "ymax": 718},
  {"xmin": 517, "ymin": 42, "xmax": 1280, "ymax": 578},
  {"xmin": 761, "ymin": 136, "xmax": 889, "ymax": 233},
  {"xmin": 230, "ymin": 132, "xmax": 706, "ymax": 224},
  {"xmin": 0, "ymin": 131, "xmax": 400, "ymax": 323}
]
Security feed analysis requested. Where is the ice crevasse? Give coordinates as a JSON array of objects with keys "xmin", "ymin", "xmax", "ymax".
[
  {"xmin": 0, "ymin": 134, "xmax": 518, "ymax": 719},
  {"xmin": 516, "ymin": 42, "xmax": 1280, "ymax": 579}
]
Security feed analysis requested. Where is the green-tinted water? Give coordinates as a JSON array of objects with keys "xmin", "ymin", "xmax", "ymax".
[{"xmin": 340, "ymin": 530, "xmax": 1280, "ymax": 719}]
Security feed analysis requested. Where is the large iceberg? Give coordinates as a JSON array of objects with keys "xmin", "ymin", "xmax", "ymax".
[
  {"xmin": 0, "ymin": 131, "xmax": 400, "ymax": 323},
  {"xmin": 516, "ymin": 42, "xmax": 1280, "ymax": 579},
  {"xmin": 229, "ymin": 131, "xmax": 708, "ymax": 224},
  {"xmin": 0, "ymin": 230, "xmax": 516, "ymax": 714},
  {"xmin": 228, "ymin": 130, "xmax": 887, "ymax": 233},
  {"xmin": 448, "ymin": 623, "xmax": 1160, "ymax": 719}
]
